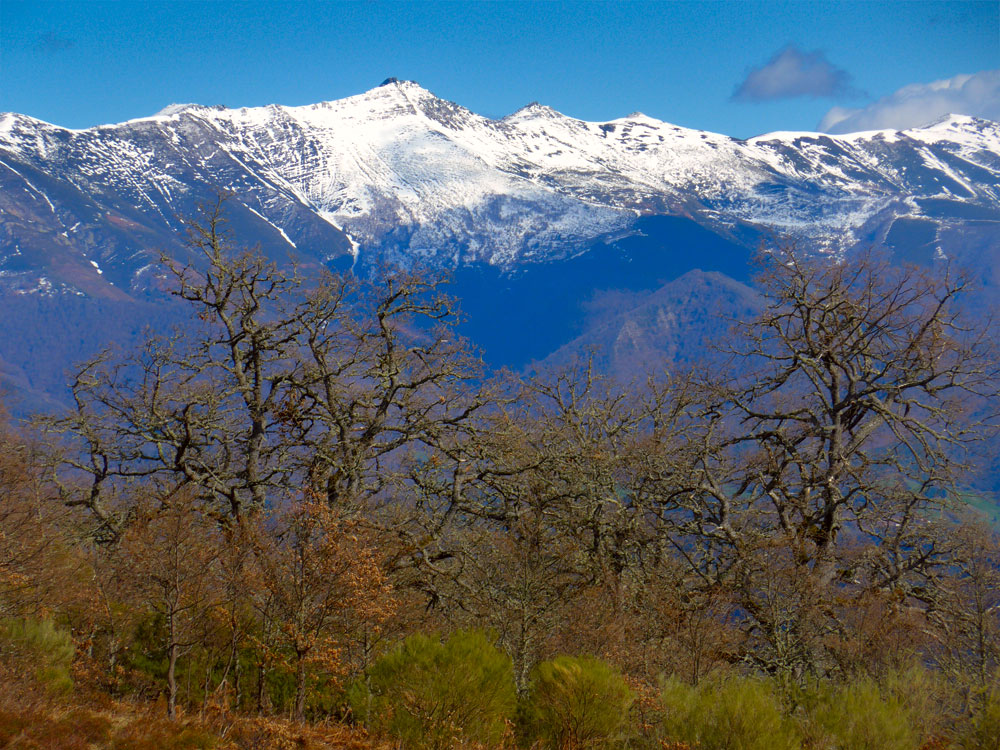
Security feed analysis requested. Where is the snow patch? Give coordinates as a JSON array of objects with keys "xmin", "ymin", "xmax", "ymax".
[
  {"xmin": 242, "ymin": 203, "xmax": 297, "ymax": 249},
  {"xmin": 318, "ymin": 211, "xmax": 360, "ymax": 261},
  {"xmin": 0, "ymin": 158, "xmax": 56, "ymax": 213},
  {"xmin": 154, "ymin": 103, "xmax": 200, "ymax": 117}
]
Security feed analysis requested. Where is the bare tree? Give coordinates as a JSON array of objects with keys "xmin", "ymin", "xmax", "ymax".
[
  {"xmin": 43, "ymin": 198, "xmax": 489, "ymax": 545},
  {"xmin": 0, "ymin": 410, "xmax": 76, "ymax": 616},
  {"xmin": 115, "ymin": 491, "xmax": 222, "ymax": 719},
  {"xmin": 653, "ymin": 249, "xmax": 998, "ymax": 677},
  {"xmin": 245, "ymin": 500, "xmax": 392, "ymax": 722},
  {"xmin": 429, "ymin": 364, "xmax": 699, "ymax": 688},
  {"xmin": 926, "ymin": 517, "xmax": 1000, "ymax": 695}
]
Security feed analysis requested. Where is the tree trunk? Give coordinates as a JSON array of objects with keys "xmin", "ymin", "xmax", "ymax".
[
  {"xmin": 167, "ymin": 640, "xmax": 179, "ymax": 720},
  {"xmin": 201, "ymin": 663, "xmax": 212, "ymax": 718},
  {"xmin": 256, "ymin": 654, "xmax": 269, "ymax": 715},
  {"xmin": 234, "ymin": 657, "xmax": 242, "ymax": 712},
  {"xmin": 294, "ymin": 651, "xmax": 307, "ymax": 723}
]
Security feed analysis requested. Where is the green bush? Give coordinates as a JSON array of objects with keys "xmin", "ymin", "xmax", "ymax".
[
  {"xmin": 519, "ymin": 655, "xmax": 633, "ymax": 749},
  {"xmin": 960, "ymin": 685, "xmax": 1000, "ymax": 750},
  {"xmin": 658, "ymin": 673, "xmax": 800, "ymax": 750},
  {"xmin": 879, "ymin": 662, "xmax": 956, "ymax": 744},
  {"xmin": 0, "ymin": 617, "xmax": 75, "ymax": 694},
  {"xmin": 351, "ymin": 629, "xmax": 516, "ymax": 749},
  {"xmin": 801, "ymin": 678, "xmax": 919, "ymax": 750}
]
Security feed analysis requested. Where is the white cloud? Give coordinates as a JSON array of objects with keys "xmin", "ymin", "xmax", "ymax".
[
  {"xmin": 733, "ymin": 45, "xmax": 859, "ymax": 101},
  {"xmin": 819, "ymin": 70, "xmax": 1000, "ymax": 133}
]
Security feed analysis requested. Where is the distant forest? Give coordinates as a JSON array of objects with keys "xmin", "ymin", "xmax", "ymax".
[{"xmin": 2, "ymin": 202, "xmax": 999, "ymax": 749}]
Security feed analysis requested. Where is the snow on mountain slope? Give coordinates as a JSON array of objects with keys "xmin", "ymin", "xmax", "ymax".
[{"xmin": 1, "ymin": 79, "xmax": 999, "ymax": 297}]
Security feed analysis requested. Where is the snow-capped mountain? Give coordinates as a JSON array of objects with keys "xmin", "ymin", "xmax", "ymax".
[
  {"xmin": 2, "ymin": 78, "xmax": 999, "ymax": 300},
  {"xmin": 1, "ymin": 79, "xmax": 999, "ymax": 414}
]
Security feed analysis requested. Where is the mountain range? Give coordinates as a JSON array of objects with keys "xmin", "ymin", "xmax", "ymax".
[{"xmin": 1, "ymin": 79, "xmax": 999, "ymax": 411}]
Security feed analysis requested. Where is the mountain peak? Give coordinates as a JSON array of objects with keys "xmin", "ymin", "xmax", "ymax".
[
  {"xmin": 504, "ymin": 102, "xmax": 565, "ymax": 121},
  {"xmin": 378, "ymin": 77, "xmax": 421, "ymax": 89},
  {"xmin": 915, "ymin": 112, "xmax": 990, "ymax": 131},
  {"xmin": 154, "ymin": 103, "xmax": 202, "ymax": 117},
  {"xmin": 360, "ymin": 78, "xmax": 443, "ymax": 106}
]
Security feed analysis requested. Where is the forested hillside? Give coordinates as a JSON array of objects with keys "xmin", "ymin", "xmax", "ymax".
[{"xmin": 1, "ymin": 205, "xmax": 998, "ymax": 749}]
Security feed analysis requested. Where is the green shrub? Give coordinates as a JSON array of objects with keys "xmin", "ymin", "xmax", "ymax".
[
  {"xmin": 658, "ymin": 673, "xmax": 800, "ymax": 750},
  {"xmin": 519, "ymin": 655, "xmax": 633, "ymax": 749},
  {"xmin": 0, "ymin": 617, "xmax": 75, "ymax": 694},
  {"xmin": 351, "ymin": 629, "xmax": 516, "ymax": 749},
  {"xmin": 959, "ymin": 686, "xmax": 1000, "ymax": 750},
  {"xmin": 879, "ymin": 662, "xmax": 955, "ymax": 744},
  {"xmin": 802, "ymin": 678, "xmax": 919, "ymax": 750}
]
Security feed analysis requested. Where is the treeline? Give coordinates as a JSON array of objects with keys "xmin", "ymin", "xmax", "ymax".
[{"xmin": 1, "ymin": 202, "xmax": 999, "ymax": 749}]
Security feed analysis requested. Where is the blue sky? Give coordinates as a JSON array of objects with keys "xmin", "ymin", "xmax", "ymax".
[{"xmin": 1, "ymin": 1, "xmax": 997, "ymax": 138}]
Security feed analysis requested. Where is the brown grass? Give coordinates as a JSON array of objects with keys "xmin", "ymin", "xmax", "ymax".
[{"xmin": 0, "ymin": 664, "xmax": 391, "ymax": 750}]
